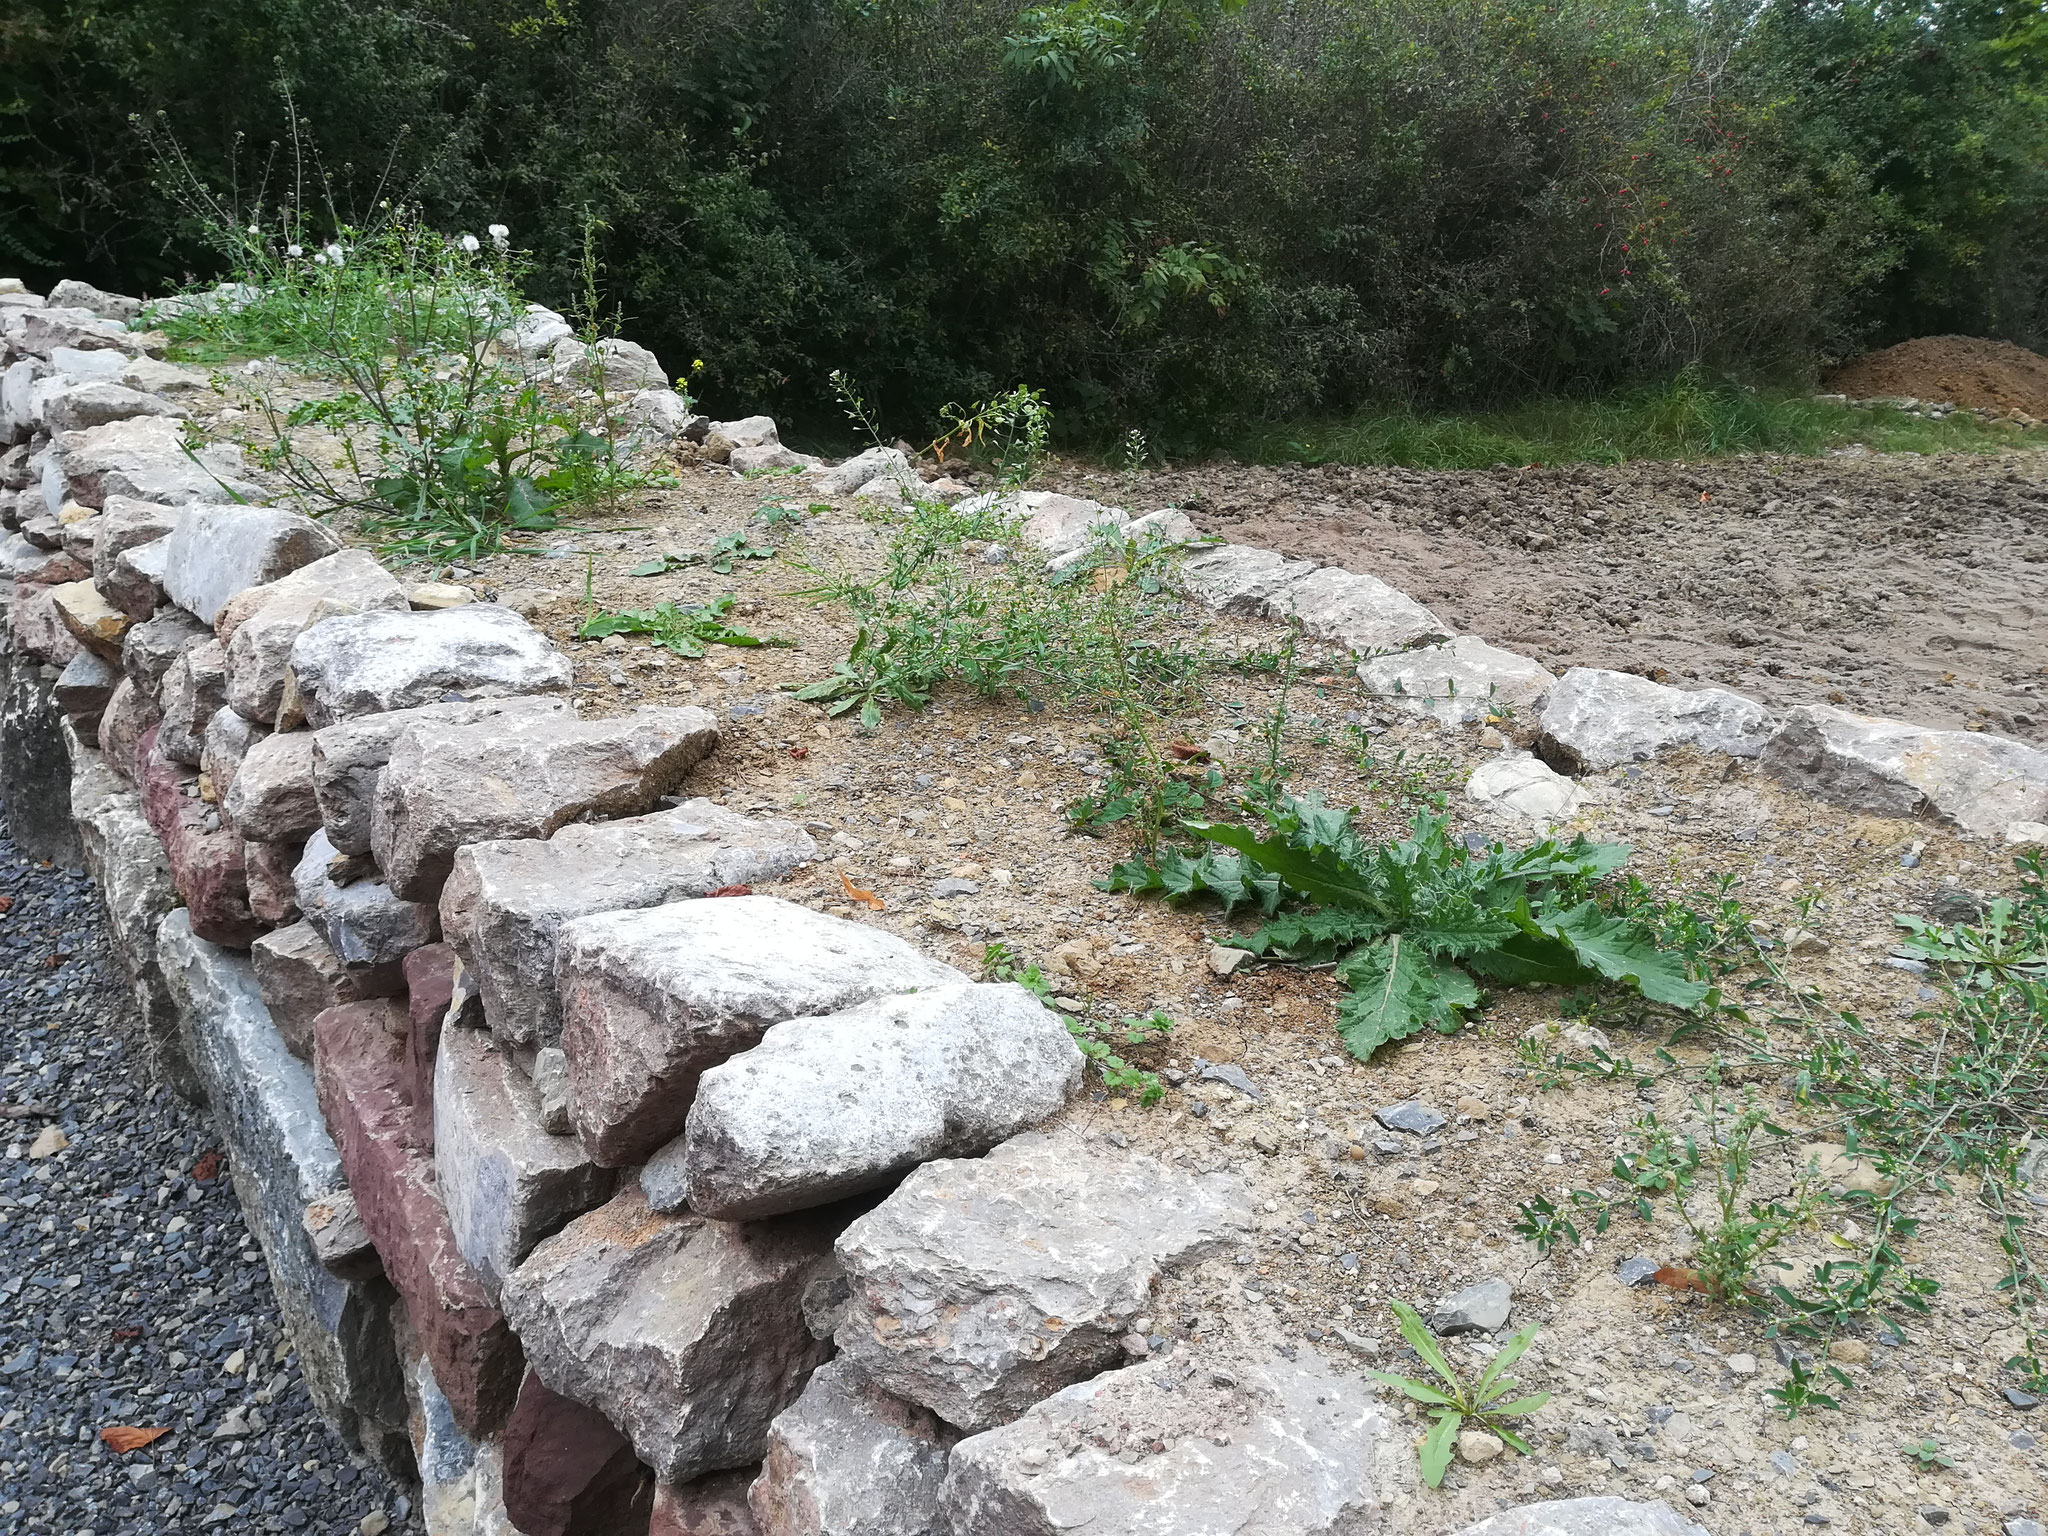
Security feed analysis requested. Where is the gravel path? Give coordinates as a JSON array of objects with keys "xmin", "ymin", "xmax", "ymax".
[{"xmin": 0, "ymin": 800, "xmax": 410, "ymax": 1536}]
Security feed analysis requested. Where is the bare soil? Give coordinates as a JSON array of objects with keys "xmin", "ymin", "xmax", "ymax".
[
  {"xmin": 1046, "ymin": 448, "xmax": 2048, "ymax": 745},
  {"xmin": 1827, "ymin": 336, "xmax": 2048, "ymax": 417}
]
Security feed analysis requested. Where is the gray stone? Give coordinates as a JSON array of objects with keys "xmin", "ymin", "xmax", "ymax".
[
  {"xmin": 1538, "ymin": 667, "xmax": 1777, "ymax": 774},
  {"xmin": 373, "ymin": 703, "xmax": 720, "ymax": 901},
  {"xmin": 54, "ymin": 416, "xmax": 260, "ymax": 509},
  {"xmin": 557, "ymin": 894, "xmax": 965, "ymax": 1168},
  {"xmin": 434, "ymin": 1024, "xmax": 618, "ymax": 1300},
  {"xmin": 749, "ymin": 1359, "xmax": 955, "ymax": 1536},
  {"xmin": 1761, "ymin": 703, "xmax": 2048, "ymax": 836},
  {"xmin": 53, "ymin": 647, "xmax": 118, "ymax": 737},
  {"xmin": 553, "ymin": 335, "xmax": 668, "ymax": 392},
  {"xmin": 157, "ymin": 635, "xmax": 228, "ymax": 765},
  {"xmin": 290, "ymin": 603, "xmax": 574, "ymax": 728},
  {"xmin": 650, "ymin": 982, "xmax": 1083, "ymax": 1220},
  {"xmin": 46, "ymin": 279, "xmax": 143, "ymax": 322},
  {"xmin": 157, "ymin": 502, "xmax": 344, "ymax": 625},
  {"xmin": 58, "ymin": 509, "xmax": 102, "ymax": 566},
  {"xmin": 1272, "ymin": 564, "xmax": 1449, "ymax": 654},
  {"xmin": 0, "ymin": 646, "xmax": 80, "ymax": 864},
  {"xmin": 1361, "ymin": 636, "xmax": 1554, "ymax": 726},
  {"xmin": 818, "ymin": 448, "xmax": 919, "ymax": 498},
  {"xmin": 1198, "ymin": 1062, "xmax": 1261, "ymax": 1100},
  {"xmin": 1430, "ymin": 1276, "xmax": 1513, "ymax": 1335},
  {"xmin": 96, "ymin": 676, "xmax": 159, "ymax": 783},
  {"xmin": 101, "ymin": 534, "xmax": 172, "ymax": 620},
  {"xmin": 931, "ymin": 877, "xmax": 979, "ymax": 899},
  {"xmin": 625, "ymin": 387, "xmax": 702, "ymax": 442},
  {"xmin": 1177, "ymin": 543, "xmax": 1319, "ymax": 615},
  {"xmin": 833, "ymin": 1133, "xmax": 1253, "ymax": 1430},
  {"xmin": 499, "ymin": 1184, "xmax": 838, "ymax": 1483},
  {"xmin": 222, "ymin": 549, "xmax": 410, "ymax": 723},
  {"xmin": 14, "ymin": 305, "xmax": 145, "ymax": 358},
  {"xmin": 90, "ymin": 496, "xmax": 181, "ymax": 610},
  {"xmin": 440, "ymin": 800, "xmax": 817, "ymax": 1051},
  {"xmin": 251, "ymin": 919, "xmax": 402, "ymax": 1061},
  {"xmin": 157, "ymin": 909, "xmax": 408, "ymax": 1451},
  {"xmin": 311, "ymin": 695, "xmax": 573, "ymax": 855},
  {"xmin": 1445, "ymin": 1497, "xmax": 1711, "ymax": 1536},
  {"xmin": 198, "ymin": 703, "xmax": 266, "ymax": 804},
  {"xmin": 939, "ymin": 1346, "xmax": 1385, "ymax": 1536},
  {"xmin": 1373, "ymin": 1101, "xmax": 1446, "ymax": 1135},
  {"xmin": 1466, "ymin": 754, "xmax": 1586, "ymax": 826},
  {"xmin": 294, "ymin": 828, "xmax": 441, "ymax": 973},
  {"xmin": 533, "ymin": 1047, "xmax": 573, "ymax": 1135},
  {"xmin": 65, "ymin": 722, "xmax": 192, "ymax": 1094},
  {"xmin": 39, "ymin": 379, "xmax": 189, "ymax": 434},
  {"xmin": 117, "ymin": 353, "xmax": 213, "ymax": 398},
  {"xmin": 304, "ymin": 1188, "xmax": 382, "ymax": 1282},
  {"xmin": 222, "ymin": 728, "xmax": 322, "ymax": 841},
  {"xmin": 1617, "ymin": 1256, "xmax": 1662, "ymax": 1288}
]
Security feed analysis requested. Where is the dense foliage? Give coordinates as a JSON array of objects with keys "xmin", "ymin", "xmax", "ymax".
[{"xmin": 5, "ymin": 0, "xmax": 2044, "ymax": 436}]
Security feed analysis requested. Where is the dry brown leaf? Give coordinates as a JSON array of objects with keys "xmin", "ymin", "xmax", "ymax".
[
  {"xmin": 191, "ymin": 1150, "xmax": 223, "ymax": 1182},
  {"xmin": 100, "ymin": 1425, "xmax": 170, "ymax": 1454},
  {"xmin": 706, "ymin": 884, "xmax": 753, "ymax": 898},
  {"xmin": 839, "ymin": 871, "xmax": 884, "ymax": 911},
  {"xmin": 1652, "ymin": 1265, "xmax": 1714, "ymax": 1295},
  {"xmin": 1165, "ymin": 739, "xmax": 1212, "ymax": 763}
]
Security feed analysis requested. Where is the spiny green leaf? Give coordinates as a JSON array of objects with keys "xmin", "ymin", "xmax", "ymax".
[
  {"xmin": 1335, "ymin": 937, "xmax": 1479, "ymax": 1060},
  {"xmin": 1527, "ymin": 901, "xmax": 1711, "ymax": 1008},
  {"xmin": 1236, "ymin": 908, "xmax": 1386, "ymax": 963},
  {"xmin": 1187, "ymin": 821, "xmax": 1383, "ymax": 911}
]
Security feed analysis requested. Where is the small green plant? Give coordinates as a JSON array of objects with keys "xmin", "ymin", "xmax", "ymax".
[
  {"xmin": 1767, "ymin": 1356, "xmax": 1847, "ymax": 1418},
  {"xmin": 1367, "ymin": 1303, "xmax": 1549, "ymax": 1488},
  {"xmin": 982, "ymin": 941, "xmax": 1054, "ymax": 1000},
  {"xmin": 925, "ymin": 384, "xmax": 1052, "ymax": 488},
  {"xmin": 1066, "ymin": 1011, "xmax": 1174, "ymax": 1104},
  {"xmin": 1106, "ymin": 796, "xmax": 1708, "ymax": 1058},
  {"xmin": 576, "ymin": 594, "xmax": 789, "ymax": 657},
  {"xmin": 755, "ymin": 500, "xmax": 826, "ymax": 533},
  {"xmin": 829, "ymin": 368, "xmax": 887, "ymax": 448},
  {"xmin": 1903, "ymin": 1437, "xmax": 1953, "ymax": 1470}
]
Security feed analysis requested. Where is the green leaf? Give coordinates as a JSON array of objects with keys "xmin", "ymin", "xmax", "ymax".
[
  {"xmin": 1419, "ymin": 1410, "xmax": 1461, "ymax": 1488},
  {"xmin": 1365, "ymin": 1370, "xmax": 1458, "ymax": 1408},
  {"xmin": 1335, "ymin": 937, "xmax": 1478, "ymax": 1060},
  {"xmin": 1387, "ymin": 1301, "xmax": 1461, "ymax": 1392},
  {"xmin": 1186, "ymin": 821, "xmax": 1382, "ymax": 912},
  {"xmin": 629, "ymin": 557, "xmax": 670, "ymax": 577},
  {"xmin": 1494, "ymin": 1425, "xmax": 1536, "ymax": 1456},
  {"xmin": 1486, "ymin": 1392, "xmax": 1551, "ymax": 1417},
  {"xmin": 1405, "ymin": 887, "xmax": 1522, "ymax": 959},
  {"xmin": 1462, "ymin": 925, "xmax": 1591, "ymax": 987},
  {"xmin": 1236, "ymin": 908, "xmax": 1386, "ymax": 964},
  {"xmin": 1525, "ymin": 902, "xmax": 1710, "ymax": 1009},
  {"xmin": 1473, "ymin": 1322, "xmax": 1541, "ymax": 1402}
]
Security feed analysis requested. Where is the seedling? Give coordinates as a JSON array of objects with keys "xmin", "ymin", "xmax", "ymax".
[
  {"xmin": 1367, "ymin": 1302, "xmax": 1549, "ymax": 1487},
  {"xmin": 1903, "ymin": 1437, "xmax": 1952, "ymax": 1469}
]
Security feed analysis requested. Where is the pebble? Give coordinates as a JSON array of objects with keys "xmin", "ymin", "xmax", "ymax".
[
  {"xmin": 1616, "ymin": 1256, "xmax": 1661, "ymax": 1287},
  {"xmin": 1199, "ymin": 1062, "xmax": 1262, "ymax": 1101},
  {"xmin": 1373, "ymin": 1101, "xmax": 1446, "ymax": 1136},
  {"xmin": 1725, "ymin": 1352, "xmax": 1759, "ymax": 1376},
  {"xmin": 1456, "ymin": 1429, "xmax": 1504, "ymax": 1463},
  {"xmin": 1430, "ymin": 1276, "xmax": 1512, "ymax": 1335},
  {"xmin": 932, "ymin": 877, "xmax": 980, "ymax": 898},
  {"xmin": 0, "ymin": 809, "xmax": 404, "ymax": 1534}
]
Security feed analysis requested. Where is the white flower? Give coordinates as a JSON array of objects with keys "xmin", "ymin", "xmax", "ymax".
[
  {"xmin": 312, "ymin": 253, "xmax": 328, "ymax": 266},
  {"xmin": 487, "ymin": 223, "xmax": 510, "ymax": 251},
  {"xmin": 247, "ymin": 224, "xmax": 260, "ymax": 236},
  {"xmin": 459, "ymin": 233, "xmax": 480, "ymax": 254},
  {"xmin": 324, "ymin": 243, "xmax": 346, "ymax": 267},
  {"xmin": 286, "ymin": 244, "xmax": 303, "ymax": 258}
]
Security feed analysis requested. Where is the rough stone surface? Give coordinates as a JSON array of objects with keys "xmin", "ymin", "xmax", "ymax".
[
  {"xmin": 294, "ymin": 828, "xmax": 442, "ymax": 974},
  {"xmin": 406, "ymin": 941, "xmax": 462, "ymax": 1118},
  {"xmin": 1270, "ymin": 563, "xmax": 1450, "ymax": 654},
  {"xmin": 10, "ymin": 580, "xmax": 83, "ymax": 665},
  {"xmin": 156, "ymin": 636, "xmax": 228, "ymax": 764},
  {"xmin": 39, "ymin": 379, "xmax": 188, "ymax": 434},
  {"xmin": 64, "ymin": 722, "xmax": 190, "ymax": 1092},
  {"xmin": 119, "ymin": 603, "xmax": 210, "ymax": 699},
  {"xmin": 938, "ymin": 1346, "xmax": 1385, "ymax": 1536},
  {"xmin": 310, "ymin": 694, "xmax": 571, "ymax": 855},
  {"xmin": 653, "ymin": 1471, "xmax": 761, "ymax": 1536},
  {"xmin": 833, "ymin": 1133, "xmax": 1254, "ymax": 1431},
  {"xmin": 53, "ymin": 416, "xmax": 251, "ymax": 507},
  {"xmin": 200, "ymin": 700, "xmax": 266, "ymax": 799},
  {"xmin": 1538, "ymin": 667, "xmax": 1778, "ymax": 774},
  {"xmin": 50, "ymin": 576, "xmax": 130, "ymax": 660},
  {"xmin": 557, "ymin": 895, "xmax": 966, "ymax": 1167},
  {"xmin": 155, "ymin": 502, "xmax": 343, "ymax": 625},
  {"xmin": 158, "ymin": 910, "xmax": 408, "ymax": 1450},
  {"xmin": 0, "ymin": 651, "xmax": 79, "ymax": 862},
  {"xmin": 440, "ymin": 800, "xmax": 816, "ymax": 1051},
  {"xmin": 435, "ymin": 1023, "xmax": 618, "ymax": 1300},
  {"xmin": 45, "ymin": 278, "xmax": 143, "ymax": 322},
  {"xmin": 1430, "ymin": 1275, "xmax": 1513, "ymax": 1335},
  {"xmin": 501, "ymin": 1370, "xmax": 656, "ymax": 1536},
  {"xmin": 1761, "ymin": 703, "xmax": 2048, "ymax": 835},
  {"xmin": 313, "ymin": 997, "xmax": 524, "ymax": 1436},
  {"xmin": 1446, "ymin": 1497, "xmax": 1712, "ymax": 1536},
  {"xmin": 1466, "ymin": 753, "xmax": 1586, "ymax": 826},
  {"xmin": 0, "ymin": 532, "xmax": 90, "ymax": 586},
  {"xmin": 304, "ymin": 1187, "xmax": 382, "ymax": 1282},
  {"xmin": 244, "ymin": 834, "xmax": 306, "ymax": 926},
  {"xmin": 99, "ymin": 531, "xmax": 171, "ymax": 618},
  {"xmin": 137, "ymin": 726, "xmax": 260, "ymax": 946},
  {"xmin": 291, "ymin": 604, "xmax": 574, "ymax": 728},
  {"xmin": 1177, "ymin": 543, "xmax": 1319, "ymax": 615},
  {"xmin": 651, "ymin": 982, "xmax": 1082, "ymax": 1220},
  {"xmin": 373, "ymin": 703, "xmax": 721, "ymax": 901},
  {"xmin": 500, "ymin": 1184, "xmax": 838, "ymax": 1483},
  {"xmin": 223, "ymin": 549, "xmax": 410, "ymax": 723},
  {"xmin": 53, "ymin": 646, "xmax": 118, "ymax": 739},
  {"xmin": 748, "ymin": 1358, "xmax": 955, "ymax": 1536},
  {"xmin": 252, "ymin": 919, "xmax": 402, "ymax": 1060},
  {"xmin": 1360, "ymin": 635, "xmax": 1554, "ymax": 725},
  {"xmin": 96, "ymin": 675, "xmax": 159, "ymax": 782},
  {"xmin": 222, "ymin": 728, "xmax": 321, "ymax": 841}
]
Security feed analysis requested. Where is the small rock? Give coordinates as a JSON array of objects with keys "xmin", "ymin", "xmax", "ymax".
[
  {"xmin": 1430, "ymin": 1276, "xmax": 1512, "ymax": 1335},
  {"xmin": 1200, "ymin": 1062, "xmax": 1262, "ymax": 1101},
  {"xmin": 1457, "ymin": 1429, "xmax": 1505, "ymax": 1463},
  {"xmin": 1685, "ymin": 1484, "xmax": 1710, "ymax": 1508},
  {"xmin": 1724, "ymin": 1353, "xmax": 1757, "ymax": 1377},
  {"xmin": 933, "ymin": 877, "xmax": 980, "ymax": 899},
  {"xmin": 1616, "ymin": 1257, "xmax": 1661, "ymax": 1288},
  {"xmin": 1205, "ymin": 943, "xmax": 1250, "ymax": 977},
  {"xmin": 26, "ymin": 1123, "xmax": 68, "ymax": 1158},
  {"xmin": 1374, "ymin": 1101, "xmax": 1446, "ymax": 1136}
]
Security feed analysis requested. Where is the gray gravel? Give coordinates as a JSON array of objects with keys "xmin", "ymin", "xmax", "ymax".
[{"xmin": 0, "ymin": 801, "xmax": 411, "ymax": 1535}]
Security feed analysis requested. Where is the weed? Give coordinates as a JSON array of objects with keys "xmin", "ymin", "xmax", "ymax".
[
  {"xmin": 1066, "ymin": 1012, "xmax": 1174, "ymax": 1104},
  {"xmin": 575, "ymin": 595, "xmax": 789, "ymax": 658},
  {"xmin": 1903, "ymin": 1438, "xmax": 1953, "ymax": 1470},
  {"xmin": 1106, "ymin": 796, "xmax": 1706, "ymax": 1058},
  {"xmin": 1367, "ymin": 1303, "xmax": 1548, "ymax": 1487},
  {"xmin": 982, "ymin": 941, "xmax": 1053, "ymax": 1001}
]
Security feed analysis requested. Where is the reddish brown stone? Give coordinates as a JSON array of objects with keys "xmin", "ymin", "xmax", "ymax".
[
  {"xmin": 98, "ymin": 677, "xmax": 160, "ymax": 785},
  {"xmin": 245, "ymin": 838, "xmax": 304, "ymax": 926},
  {"xmin": 650, "ymin": 1470, "xmax": 758, "ymax": 1536},
  {"xmin": 10, "ymin": 582, "xmax": 82, "ymax": 667},
  {"xmin": 404, "ymin": 942, "xmax": 459, "ymax": 1123},
  {"xmin": 502, "ymin": 1371, "xmax": 655, "ymax": 1536},
  {"xmin": 313, "ymin": 998, "xmax": 523, "ymax": 1435},
  {"xmin": 137, "ymin": 725, "xmax": 260, "ymax": 947}
]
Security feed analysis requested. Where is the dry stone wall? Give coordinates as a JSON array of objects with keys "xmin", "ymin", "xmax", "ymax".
[{"xmin": 5, "ymin": 270, "xmax": 2003, "ymax": 1536}]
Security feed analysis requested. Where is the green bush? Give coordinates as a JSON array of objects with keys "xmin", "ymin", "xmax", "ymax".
[{"xmin": 5, "ymin": 0, "xmax": 2043, "ymax": 438}]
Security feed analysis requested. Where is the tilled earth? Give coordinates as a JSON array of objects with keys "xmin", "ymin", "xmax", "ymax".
[
  {"xmin": 0, "ymin": 809, "xmax": 408, "ymax": 1536},
  {"xmin": 1048, "ymin": 446, "xmax": 2048, "ymax": 745}
]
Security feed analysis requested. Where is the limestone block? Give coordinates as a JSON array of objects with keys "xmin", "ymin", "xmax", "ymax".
[
  {"xmin": 54, "ymin": 416, "xmax": 260, "ymax": 509},
  {"xmin": 119, "ymin": 604, "xmax": 210, "ymax": 701},
  {"xmin": 1537, "ymin": 667, "xmax": 1777, "ymax": 774},
  {"xmin": 749, "ymin": 1359, "xmax": 954, "ymax": 1536},
  {"xmin": 252, "ymin": 919, "xmax": 401, "ymax": 1060},
  {"xmin": 157, "ymin": 501, "xmax": 343, "ymax": 625},
  {"xmin": 1761, "ymin": 703, "xmax": 2048, "ymax": 835},
  {"xmin": 1360, "ymin": 635, "xmax": 1554, "ymax": 726},
  {"xmin": 290, "ymin": 604, "xmax": 574, "ymax": 728},
  {"xmin": 222, "ymin": 549, "xmax": 410, "ymax": 723},
  {"xmin": 1446, "ymin": 1497, "xmax": 1711, "ymax": 1536},
  {"xmin": 156, "ymin": 637, "xmax": 228, "ymax": 764},
  {"xmin": 200, "ymin": 706, "xmax": 269, "ymax": 812},
  {"xmin": 223, "ymin": 730, "xmax": 322, "ymax": 841},
  {"xmin": 244, "ymin": 836, "xmax": 305, "ymax": 927},
  {"xmin": 97, "ymin": 676, "xmax": 160, "ymax": 783},
  {"xmin": 293, "ymin": 828, "xmax": 441, "ymax": 975},
  {"xmin": 555, "ymin": 895, "xmax": 964, "ymax": 1167}
]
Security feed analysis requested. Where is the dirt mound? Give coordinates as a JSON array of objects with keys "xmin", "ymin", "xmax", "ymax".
[{"xmin": 1826, "ymin": 333, "xmax": 2048, "ymax": 415}]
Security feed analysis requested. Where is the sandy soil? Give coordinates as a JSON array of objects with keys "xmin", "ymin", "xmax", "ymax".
[
  {"xmin": 1044, "ymin": 448, "xmax": 2048, "ymax": 745},
  {"xmin": 1827, "ymin": 336, "xmax": 2048, "ymax": 417}
]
